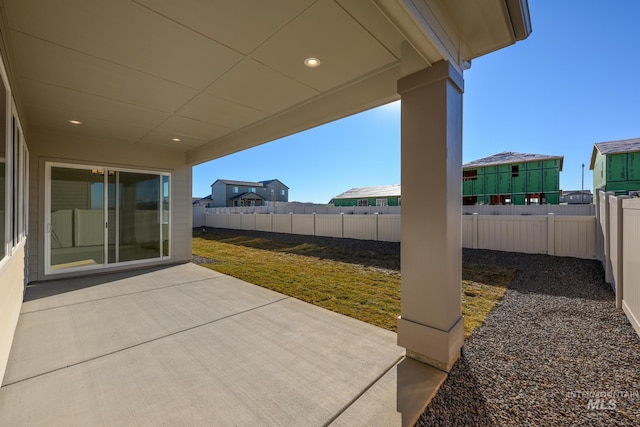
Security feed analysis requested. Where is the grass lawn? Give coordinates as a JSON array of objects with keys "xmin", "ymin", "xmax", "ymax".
[{"xmin": 192, "ymin": 230, "xmax": 515, "ymax": 338}]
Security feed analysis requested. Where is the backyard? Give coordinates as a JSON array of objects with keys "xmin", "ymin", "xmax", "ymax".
[{"xmin": 192, "ymin": 228, "xmax": 515, "ymax": 338}]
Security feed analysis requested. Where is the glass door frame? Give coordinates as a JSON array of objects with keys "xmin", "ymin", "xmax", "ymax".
[{"xmin": 45, "ymin": 161, "xmax": 171, "ymax": 276}]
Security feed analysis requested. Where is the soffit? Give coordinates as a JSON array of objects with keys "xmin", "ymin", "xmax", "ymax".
[{"xmin": 2, "ymin": 0, "xmax": 529, "ymax": 164}]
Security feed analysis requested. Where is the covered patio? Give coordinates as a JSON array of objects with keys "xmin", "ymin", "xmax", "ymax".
[
  {"xmin": 0, "ymin": 1, "xmax": 531, "ymax": 424},
  {"xmin": 0, "ymin": 262, "xmax": 444, "ymax": 426}
]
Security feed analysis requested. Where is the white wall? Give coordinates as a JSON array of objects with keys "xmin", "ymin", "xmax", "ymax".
[{"xmin": 0, "ymin": 245, "xmax": 25, "ymax": 385}]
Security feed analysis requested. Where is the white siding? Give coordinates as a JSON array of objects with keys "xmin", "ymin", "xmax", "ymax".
[{"xmin": 0, "ymin": 245, "xmax": 25, "ymax": 384}]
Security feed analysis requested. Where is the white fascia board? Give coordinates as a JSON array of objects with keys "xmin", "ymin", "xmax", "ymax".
[{"xmin": 374, "ymin": 0, "xmax": 463, "ymax": 74}]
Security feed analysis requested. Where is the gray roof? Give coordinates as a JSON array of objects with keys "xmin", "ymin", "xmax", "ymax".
[
  {"xmin": 463, "ymin": 152, "xmax": 564, "ymax": 170},
  {"xmin": 212, "ymin": 179, "xmax": 264, "ymax": 187},
  {"xmin": 230, "ymin": 192, "xmax": 265, "ymax": 200},
  {"xmin": 333, "ymin": 184, "xmax": 401, "ymax": 200},
  {"xmin": 594, "ymin": 138, "xmax": 640, "ymax": 155},
  {"xmin": 589, "ymin": 137, "xmax": 640, "ymax": 169},
  {"xmin": 259, "ymin": 179, "xmax": 289, "ymax": 189}
]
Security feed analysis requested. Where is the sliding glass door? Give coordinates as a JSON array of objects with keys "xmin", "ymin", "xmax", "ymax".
[{"xmin": 47, "ymin": 163, "xmax": 170, "ymax": 274}]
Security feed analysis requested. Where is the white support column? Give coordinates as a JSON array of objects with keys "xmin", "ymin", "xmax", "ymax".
[{"xmin": 397, "ymin": 61, "xmax": 464, "ymax": 372}]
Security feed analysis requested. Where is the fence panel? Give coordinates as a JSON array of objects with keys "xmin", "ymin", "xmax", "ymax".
[
  {"xmin": 315, "ymin": 215, "xmax": 343, "ymax": 238},
  {"xmin": 240, "ymin": 214, "xmax": 256, "ymax": 230},
  {"xmin": 553, "ymin": 216, "xmax": 597, "ymax": 259},
  {"xmin": 255, "ymin": 214, "xmax": 273, "ymax": 232},
  {"xmin": 272, "ymin": 214, "xmax": 292, "ymax": 234},
  {"xmin": 477, "ymin": 215, "xmax": 547, "ymax": 254},
  {"xmin": 193, "ymin": 207, "xmax": 205, "ymax": 227},
  {"xmin": 292, "ymin": 215, "xmax": 315, "ymax": 235},
  {"xmin": 228, "ymin": 214, "xmax": 242, "ymax": 230},
  {"xmin": 461, "ymin": 215, "xmax": 474, "ymax": 248},
  {"xmin": 378, "ymin": 215, "xmax": 401, "ymax": 242},
  {"xmin": 622, "ymin": 198, "xmax": 640, "ymax": 337},
  {"xmin": 343, "ymin": 215, "xmax": 377, "ymax": 240}
]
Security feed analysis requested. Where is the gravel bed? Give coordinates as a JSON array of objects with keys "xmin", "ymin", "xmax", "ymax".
[{"xmin": 417, "ymin": 249, "xmax": 640, "ymax": 427}]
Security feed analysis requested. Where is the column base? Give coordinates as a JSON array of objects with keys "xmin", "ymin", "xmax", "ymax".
[{"xmin": 397, "ymin": 316, "xmax": 464, "ymax": 372}]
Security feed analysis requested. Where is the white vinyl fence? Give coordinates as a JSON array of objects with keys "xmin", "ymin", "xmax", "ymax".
[
  {"xmin": 463, "ymin": 204, "xmax": 595, "ymax": 216},
  {"xmin": 596, "ymin": 191, "xmax": 640, "ymax": 338},
  {"xmin": 197, "ymin": 211, "xmax": 402, "ymax": 242},
  {"xmin": 194, "ymin": 208, "xmax": 597, "ymax": 259}
]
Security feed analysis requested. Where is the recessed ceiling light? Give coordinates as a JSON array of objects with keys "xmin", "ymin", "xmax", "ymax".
[
  {"xmin": 304, "ymin": 57, "xmax": 321, "ymax": 68},
  {"xmin": 68, "ymin": 119, "xmax": 82, "ymax": 125},
  {"xmin": 172, "ymin": 138, "xmax": 181, "ymax": 142}
]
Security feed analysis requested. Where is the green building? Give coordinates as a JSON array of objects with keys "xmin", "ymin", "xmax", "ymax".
[
  {"xmin": 331, "ymin": 185, "xmax": 401, "ymax": 207},
  {"xmin": 463, "ymin": 152, "xmax": 563, "ymax": 205},
  {"xmin": 589, "ymin": 138, "xmax": 640, "ymax": 196}
]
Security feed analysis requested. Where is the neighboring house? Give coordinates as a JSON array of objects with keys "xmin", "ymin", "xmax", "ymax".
[
  {"xmin": 463, "ymin": 152, "xmax": 564, "ymax": 205},
  {"xmin": 331, "ymin": 185, "xmax": 401, "ymax": 207},
  {"xmin": 210, "ymin": 179, "xmax": 289, "ymax": 207},
  {"xmin": 192, "ymin": 195, "xmax": 212, "ymax": 207},
  {"xmin": 589, "ymin": 137, "xmax": 640, "ymax": 196},
  {"xmin": 559, "ymin": 190, "xmax": 593, "ymax": 204}
]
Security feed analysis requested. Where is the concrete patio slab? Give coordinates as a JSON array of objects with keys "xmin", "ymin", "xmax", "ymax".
[{"xmin": 0, "ymin": 263, "xmax": 444, "ymax": 426}]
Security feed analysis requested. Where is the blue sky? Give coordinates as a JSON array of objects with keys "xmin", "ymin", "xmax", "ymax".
[{"xmin": 193, "ymin": 0, "xmax": 640, "ymax": 203}]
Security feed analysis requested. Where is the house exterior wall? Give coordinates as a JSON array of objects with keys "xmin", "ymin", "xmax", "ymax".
[
  {"xmin": 334, "ymin": 196, "xmax": 401, "ymax": 207},
  {"xmin": 0, "ymin": 245, "xmax": 25, "ymax": 384},
  {"xmin": 210, "ymin": 180, "xmax": 288, "ymax": 207},
  {"xmin": 594, "ymin": 152, "xmax": 640, "ymax": 196},
  {"xmin": 210, "ymin": 181, "xmax": 228, "ymax": 207},
  {"xmin": 463, "ymin": 159, "xmax": 561, "ymax": 205},
  {"xmin": 27, "ymin": 129, "xmax": 192, "ymax": 282}
]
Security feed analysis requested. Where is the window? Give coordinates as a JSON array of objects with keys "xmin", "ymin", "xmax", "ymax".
[
  {"xmin": 376, "ymin": 198, "xmax": 388, "ymax": 207},
  {"xmin": 280, "ymin": 189, "xmax": 285, "ymax": 196},
  {"xmin": 248, "ymin": 187, "xmax": 256, "ymax": 193},
  {"xmin": 463, "ymin": 169, "xmax": 478, "ymax": 181},
  {"xmin": 511, "ymin": 165, "xmax": 519, "ymax": 177},
  {"xmin": 233, "ymin": 186, "xmax": 238, "ymax": 193},
  {"xmin": 357, "ymin": 199, "xmax": 369, "ymax": 206},
  {"xmin": 46, "ymin": 163, "xmax": 170, "ymax": 274}
]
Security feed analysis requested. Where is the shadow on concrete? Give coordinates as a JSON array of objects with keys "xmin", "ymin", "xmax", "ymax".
[{"xmin": 24, "ymin": 264, "xmax": 181, "ymax": 301}]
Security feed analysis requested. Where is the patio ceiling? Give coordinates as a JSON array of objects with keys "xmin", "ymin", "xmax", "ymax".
[{"xmin": 0, "ymin": 0, "xmax": 529, "ymax": 165}]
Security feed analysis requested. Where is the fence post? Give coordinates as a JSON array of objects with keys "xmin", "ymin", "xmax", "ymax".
[
  {"xmin": 602, "ymin": 192, "xmax": 614, "ymax": 284},
  {"xmin": 547, "ymin": 213, "xmax": 555, "ymax": 256},
  {"xmin": 340, "ymin": 212, "xmax": 345, "ymax": 238},
  {"xmin": 289, "ymin": 212, "xmax": 293, "ymax": 234},
  {"xmin": 313, "ymin": 212, "xmax": 316, "ymax": 236},
  {"xmin": 472, "ymin": 213, "xmax": 479, "ymax": 249},
  {"xmin": 614, "ymin": 196, "xmax": 628, "ymax": 309},
  {"xmin": 374, "ymin": 212, "xmax": 379, "ymax": 241}
]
